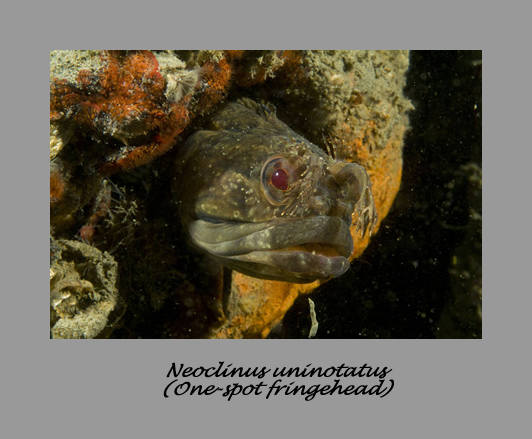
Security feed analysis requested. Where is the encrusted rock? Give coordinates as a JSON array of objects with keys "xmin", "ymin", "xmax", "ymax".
[{"xmin": 50, "ymin": 239, "xmax": 120, "ymax": 339}]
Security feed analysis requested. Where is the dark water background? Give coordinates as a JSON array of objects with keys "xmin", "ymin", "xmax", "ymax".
[{"xmin": 272, "ymin": 50, "xmax": 482, "ymax": 338}]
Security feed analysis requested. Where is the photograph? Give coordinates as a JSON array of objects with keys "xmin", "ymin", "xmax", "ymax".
[{"xmin": 49, "ymin": 50, "xmax": 481, "ymax": 339}]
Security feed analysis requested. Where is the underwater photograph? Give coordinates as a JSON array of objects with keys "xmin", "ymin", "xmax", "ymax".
[{"xmin": 49, "ymin": 50, "xmax": 481, "ymax": 339}]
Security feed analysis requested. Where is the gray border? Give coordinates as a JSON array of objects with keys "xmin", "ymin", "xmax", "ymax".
[{"xmin": 3, "ymin": 0, "xmax": 528, "ymax": 437}]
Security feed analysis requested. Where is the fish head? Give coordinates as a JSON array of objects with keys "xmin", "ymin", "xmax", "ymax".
[{"xmin": 175, "ymin": 99, "xmax": 376, "ymax": 283}]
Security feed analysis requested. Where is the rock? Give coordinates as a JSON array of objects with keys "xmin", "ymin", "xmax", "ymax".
[{"xmin": 50, "ymin": 239, "xmax": 121, "ymax": 339}]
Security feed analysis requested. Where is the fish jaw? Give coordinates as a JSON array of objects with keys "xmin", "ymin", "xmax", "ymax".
[{"xmin": 187, "ymin": 215, "xmax": 353, "ymax": 283}]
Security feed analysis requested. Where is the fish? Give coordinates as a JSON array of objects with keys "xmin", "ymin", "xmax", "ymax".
[{"xmin": 175, "ymin": 98, "xmax": 377, "ymax": 283}]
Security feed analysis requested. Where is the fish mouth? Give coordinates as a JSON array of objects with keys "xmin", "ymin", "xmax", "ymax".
[{"xmin": 188, "ymin": 216, "xmax": 353, "ymax": 282}]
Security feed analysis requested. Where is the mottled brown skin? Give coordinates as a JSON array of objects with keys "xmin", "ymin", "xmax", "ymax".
[{"xmin": 175, "ymin": 98, "xmax": 376, "ymax": 284}]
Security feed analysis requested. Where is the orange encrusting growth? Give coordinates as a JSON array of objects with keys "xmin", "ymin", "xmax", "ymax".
[
  {"xmin": 51, "ymin": 51, "xmax": 166, "ymax": 130},
  {"xmin": 100, "ymin": 100, "xmax": 191, "ymax": 174},
  {"xmin": 195, "ymin": 57, "xmax": 233, "ymax": 112},
  {"xmin": 212, "ymin": 274, "xmax": 320, "ymax": 339},
  {"xmin": 50, "ymin": 50, "xmax": 194, "ymax": 174}
]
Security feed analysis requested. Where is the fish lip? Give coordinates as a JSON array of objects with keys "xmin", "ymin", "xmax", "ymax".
[
  {"xmin": 189, "ymin": 215, "xmax": 353, "ymax": 259},
  {"xmin": 188, "ymin": 215, "xmax": 353, "ymax": 282},
  {"xmin": 226, "ymin": 250, "xmax": 350, "ymax": 282}
]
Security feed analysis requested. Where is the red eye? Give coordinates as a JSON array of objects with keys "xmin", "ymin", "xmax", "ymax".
[
  {"xmin": 271, "ymin": 167, "xmax": 289, "ymax": 190},
  {"xmin": 260, "ymin": 155, "xmax": 297, "ymax": 205}
]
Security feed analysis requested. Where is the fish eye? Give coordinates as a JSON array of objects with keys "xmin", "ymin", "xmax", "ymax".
[
  {"xmin": 271, "ymin": 167, "xmax": 289, "ymax": 190},
  {"xmin": 260, "ymin": 155, "xmax": 298, "ymax": 205}
]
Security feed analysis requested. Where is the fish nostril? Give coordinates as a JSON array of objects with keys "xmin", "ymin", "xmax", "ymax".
[{"xmin": 330, "ymin": 162, "xmax": 368, "ymax": 204}]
